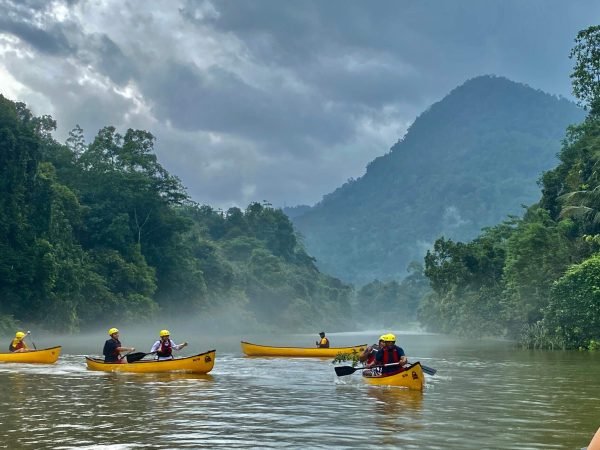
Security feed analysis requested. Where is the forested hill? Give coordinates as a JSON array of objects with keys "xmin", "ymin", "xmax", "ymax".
[
  {"xmin": 0, "ymin": 95, "xmax": 353, "ymax": 334},
  {"xmin": 288, "ymin": 75, "xmax": 585, "ymax": 284}
]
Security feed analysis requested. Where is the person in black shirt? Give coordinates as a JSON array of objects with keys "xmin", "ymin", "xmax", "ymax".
[{"xmin": 103, "ymin": 328, "xmax": 135, "ymax": 363}]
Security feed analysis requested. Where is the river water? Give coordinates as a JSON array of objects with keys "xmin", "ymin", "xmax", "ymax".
[{"xmin": 0, "ymin": 331, "xmax": 598, "ymax": 449}]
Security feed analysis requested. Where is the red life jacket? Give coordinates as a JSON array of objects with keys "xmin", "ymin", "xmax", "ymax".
[
  {"xmin": 366, "ymin": 344, "xmax": 380, "ymax": 365},
  {"xmin": 9, "ymin": 340, "xmax": 24, "ymax": 352},
  {"xmin": 382, "ymin": 346, "xmax": 401, "ymax": 365},
  {"xmin": 157, "ymin": 339, "xmax": 173, "ymax": 358}
]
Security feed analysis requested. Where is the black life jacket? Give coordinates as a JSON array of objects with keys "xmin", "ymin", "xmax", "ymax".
[{"xmin": 157, "ymin": 339, "xmax": 173, "ymax": 358}]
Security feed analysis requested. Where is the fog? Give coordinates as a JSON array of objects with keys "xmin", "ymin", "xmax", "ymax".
[{"xmin": 1, "ymin": 321, "xmax": 438, "ymax": 358}]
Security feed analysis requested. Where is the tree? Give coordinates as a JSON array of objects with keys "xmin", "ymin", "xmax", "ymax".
[
  {"xmin": 545, "ymin": 254, "xmax": 600, "ymax": 349},
  {"xmin": 570, "ymin": 25, "xmax": 600, "ymax": 115}
]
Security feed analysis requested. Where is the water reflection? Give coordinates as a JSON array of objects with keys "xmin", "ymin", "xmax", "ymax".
[
  {"xmin": 367, "ymin": 386, "xmax": 423, "ymax": 415},
  {"xmin": 366, "ymin": 386, "xmax": 424, "ymax": 448},
  {"xmin": 97, "ymin": 372, "xmax": 215, "ymax": 384}
]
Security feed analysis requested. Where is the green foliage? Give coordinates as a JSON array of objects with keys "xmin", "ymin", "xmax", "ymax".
[
  {"xmin": 544, "ymin": 254, "xmax": 600, "ymax": 350},
  {"xmin": 332, "ymin": 349, "xmax": 361, "ymax": 366},
  {"xmin": 0, "ymin": 95, "xmax": 352, "ymax": 333},
  {"xmin": 420, "ymin": 222, "xmax": 513, "ymax": 336},
  {"xmin": 569, "ymin": 25, "xmax": 600, "ymax": 114},
  {"xmin": 502, "ymin": 209, "xmax": 576, "ymax": 332},
  {"xmin": 518, "ymin": 321, "xmax": 566, "ymax": 350}
]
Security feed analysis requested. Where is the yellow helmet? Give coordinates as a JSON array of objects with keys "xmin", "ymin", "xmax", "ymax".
[
  {"xmin": 383, "ymin": 333, "xmax": 396, "ymax": 342},
  {"xmin": 15, "ymin": 331, "xmax": 26, "ymax": 340},
  {"xmin": 378, "ymin": 334, "xmax": 387, "ymax": 342},
  {"xmin": 108, "ymin": 328, "xmax": 119, "ymax": 336},
  {"xmin": 159, "ymin": 329, "xmax": 170, "ymax": 337}
]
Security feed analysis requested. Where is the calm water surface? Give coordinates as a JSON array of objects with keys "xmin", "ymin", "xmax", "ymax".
[{"xmin": 0, "ymin": 332, "xmax": 598, "ymax": 449}]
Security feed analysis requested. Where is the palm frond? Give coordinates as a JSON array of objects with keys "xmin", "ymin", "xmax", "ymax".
[{"xmin": 559, "ymin": 205, "xmax": 594, "ymax": 220}]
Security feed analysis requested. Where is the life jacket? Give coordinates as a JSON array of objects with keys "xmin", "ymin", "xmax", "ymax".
[
  {"xmin": 382, "ymin": 346, "xmax": 401, "ymax": 365},
  {"xmin": 157, "ymin": 339, "xmax": 173, "ymax": 358},
  {"xmin": 9, "ymin": 339, "xmax": 25, "ymax": 352},
  {"xmin": 319, "ymin": 337, "xmax": 330, "ymax": 348}
]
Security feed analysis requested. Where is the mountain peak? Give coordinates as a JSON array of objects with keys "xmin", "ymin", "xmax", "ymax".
[{"xmin": 290, "ymin": 76, "xmax": 584, "ymax": 284}]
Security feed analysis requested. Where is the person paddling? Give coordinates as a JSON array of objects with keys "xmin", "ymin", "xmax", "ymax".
[
  {"xmin": 150, "ymin": 330, "xmax": 188, "ymax": 361},
  {"xmin": 103, "ymin": 328, "xmax": 135, "ymax": 363},
  {"xmin": 9, "ymin": 331, "xmax": 30, "ymax": 353},
  {"xmin": 359, "ymin": 338, "xmax": 384, "ymax": 365},
  {"xmin": 316, "ymin": 331, "xmax": 330, "ymax": 348},
  {"xmin": 367, "ymin": 333, "xmax": 407, "ymax": 374}
]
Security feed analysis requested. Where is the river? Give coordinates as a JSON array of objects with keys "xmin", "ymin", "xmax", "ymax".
[{"xmin": 0, "ymin": 331, "xmax": 598, "ymax": 449}]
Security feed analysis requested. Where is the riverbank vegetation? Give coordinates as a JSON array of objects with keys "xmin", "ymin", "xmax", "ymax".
[
  {"xmin": 419, "ymin": 25, "xmax": 600, "ymax": 350},
  {"xmin": 0, "ymin": 96, "xmax": 353, "ymax": 333}
]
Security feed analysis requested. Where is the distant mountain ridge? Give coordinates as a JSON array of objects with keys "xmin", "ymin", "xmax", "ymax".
[{"xmin": 287, "ymin": 75, "xmax": 585, "ymax": 284}]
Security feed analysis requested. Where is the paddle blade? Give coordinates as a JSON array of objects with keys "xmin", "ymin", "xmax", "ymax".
[
  {"xmin": 126, "ymin": 352, "xmax": 148, "ymax": 363},
  {"xmin": 422, "ymin": 365, "xmax": 437, "ymax": 376},
  {"xmin": 334, "ymin": 365, "xmax": 360, "ymax": 377}
]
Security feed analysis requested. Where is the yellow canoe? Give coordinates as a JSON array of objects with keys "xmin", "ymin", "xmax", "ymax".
[
  {"xmin": 0, "ymin": 346, "xmax": 62, "ymax": 364},
  {"xmin": 241, "ymin": 341, "xmax": 367, "ymax": 357},
  {"xmin": 85, "ymin": 350, "xmax": 216, "ymax": 374},
  {"xmin": 362, "ymin": 362, "xmax": 425, "ymax": 391}
]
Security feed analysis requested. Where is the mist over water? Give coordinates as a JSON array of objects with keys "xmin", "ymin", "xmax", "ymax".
[{"xmin": 2, "ymin": 301, "xmax": 408, "ymax": 356}]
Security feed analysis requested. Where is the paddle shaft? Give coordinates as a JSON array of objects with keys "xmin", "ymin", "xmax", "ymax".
[
  {"xmin": 118, "ymin": 350, "xmax": 134, "ymax": 362},
  {"xmin": 26, "ymin": 331, "xmax": 37, "ymax": 350},
  {"xmin": 335, "ymin": 361, "xmax": 404, "ymax": 376},
  {"xmin": 336, "ymin": 361, "xmax": 437, "ymax": 376}
]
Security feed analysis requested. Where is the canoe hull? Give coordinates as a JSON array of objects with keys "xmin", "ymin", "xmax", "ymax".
[
  {"xmin": 0, "ymin": 346, "xmax": 62, "ymax": 364},
  {"xmin": 85, "ymin": 350, "xmax": 216, "ymax": 374},
  {"xmin": 241, "ymin": 341, "xmax": 367, "ymax": 357},
  {"xmin": 362, "ymin": 362, "xmax": 425, "ymax": 390}
]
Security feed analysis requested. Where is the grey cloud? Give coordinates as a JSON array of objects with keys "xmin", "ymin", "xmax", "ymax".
[
  {"xmin": 0, "ymin": 18, "xmax": 72, "ymax": 56},
  {"xmin": 3, "ymin": 0, "xmax": 600, "ymax": 209},
  {"xmin": 142, "ymin": 62, "xmax": 357, "ymax": 150},
  {"xmin": 81, "ymin": 33, "xmax": 138, "ymax": 86}
]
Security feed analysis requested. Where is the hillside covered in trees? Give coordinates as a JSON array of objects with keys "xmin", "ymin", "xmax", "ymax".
[
  {"xmin": 289, "ymin": 76, "xmax": 585, "ymax": 285},
  {"xmin": 420, "ymin": 26, "xmax": 600, "ymax": 350},
  {"xmin": 0, "ymin": 95, "xmax": 353, "ymax": 333}
]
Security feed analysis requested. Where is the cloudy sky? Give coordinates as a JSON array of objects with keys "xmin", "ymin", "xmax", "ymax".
[{"xmin": 1, "ymin": 0, "xmax": 599, "ymax": 209}]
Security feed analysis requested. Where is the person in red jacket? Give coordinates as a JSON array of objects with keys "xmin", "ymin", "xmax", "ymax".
[
  {"xmin": 359, "ymin": 338, "xmax": 384, "ymax": 365},
  {"xmin": 8, "ymin": 332, "xmax": 30, "ymax": 353}
]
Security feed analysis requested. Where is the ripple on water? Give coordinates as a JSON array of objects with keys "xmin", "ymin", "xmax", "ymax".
[{"xmin": 0, "ymin": 340, "xmax": 597, "ymax": 449}]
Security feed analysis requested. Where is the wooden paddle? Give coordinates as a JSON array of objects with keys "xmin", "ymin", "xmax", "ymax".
[{"xmin": 335, "ymin": 361, "xmax": 437, "ymax": 377}]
